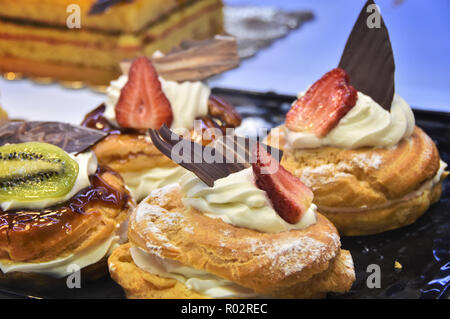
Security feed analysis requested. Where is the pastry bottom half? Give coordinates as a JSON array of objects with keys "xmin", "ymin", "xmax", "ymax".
[
  {"xmin": 107, "ymin": 185, "xmax": 355, "ymax": 299},
  {"xmin": 320, "ymin": 182, "xmax": 444, "ymax": 236},
  {"xmin": 0, "ymin": 257, "xmax": 108, "ymax": 292},
  {"xmin": 108, "ymin": 243, "xmax": 353, "ymax": 299}
]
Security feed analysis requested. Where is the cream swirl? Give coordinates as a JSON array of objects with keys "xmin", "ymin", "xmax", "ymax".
[
  {"xmin": 285, "ymin": 93, "xmax": 415, "ymax": 149},
  {"xmin": 120, "ymin": 165, "xmax": 188, "ymax": 202},
  {"xmin": 104, "ymin": 75, "xmax": 210, "ymax": 130},
  {"xmin": 1, "ymin": 151, "xmax": 98, "ymax": 211},
  {"xmin": 180, "ymin": 168, "xmax": 317, "ymax": 233}
]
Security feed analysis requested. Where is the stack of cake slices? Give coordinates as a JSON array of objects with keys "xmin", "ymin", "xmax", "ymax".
[{"xmin": 0, "ymin": 0, "xmax": 224, "ymax": 86}]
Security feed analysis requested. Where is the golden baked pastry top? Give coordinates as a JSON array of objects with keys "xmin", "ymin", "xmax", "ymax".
[
  {"xmin": 92, "ymin": 133, "xmax": 176, "ymax": 173},
  {"xmin": 0, "ymin": 166, "xmax": 134, "ymax": 262},
  {"xmin": 127, "ymin": 184, "xmax": 353, "ymax": 294}
]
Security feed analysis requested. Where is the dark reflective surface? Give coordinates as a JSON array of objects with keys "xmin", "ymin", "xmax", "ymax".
[{"xmin": 0, "ymin": 88, "xmax": 448, "ymax": 299}]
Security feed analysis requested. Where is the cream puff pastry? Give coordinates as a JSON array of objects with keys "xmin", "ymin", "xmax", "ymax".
[
  {"xmin": 108, "ymin": 135, "xmax": 355, "ymax": 298},
  {"xmin": 266, "ymin": 6, "xmax": 448, "ymax": 236},
  {"xmin": 0, "ymin": 122, "xmax": 135, "ymax": 288},
  {"xmin": 265, "ymin": 1, "xmax": 448, "ymax": 236}
]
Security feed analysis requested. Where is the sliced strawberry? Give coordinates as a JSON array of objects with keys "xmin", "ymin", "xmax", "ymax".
[
  {"xmin": 252, "ymin": 143, "xmax": 314, "ymax": 224},
  {"xmin": 286, "ymin": 68, "xmax": 357, "ymax": 137},
  {"xmin": 116, "ymin": 57, "xmax": 173, "ymax": 130}
]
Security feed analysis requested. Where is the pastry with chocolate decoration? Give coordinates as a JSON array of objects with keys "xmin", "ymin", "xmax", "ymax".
[
  {"xmin": 0, "ymin": 121, "xmax": 135, "ymax": 288},
  {"xmin": 107, "ymin": 127, "xmax": 355, "ymax": 299},
  {"xmin": 264, "ymin": 0, "xmax": 448, "ymax": 236},
  {"xmin": 81, "ymin": 43, "xmax": 241, "ymax": 202}
]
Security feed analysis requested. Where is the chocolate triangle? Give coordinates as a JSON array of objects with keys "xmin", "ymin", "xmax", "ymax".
[
  {"xmin": 120, "ymin": 36, "xmax": 240, "ymax": 82},
  {"xmin": 149, "ymin": 125, "xmax": 281, "ymax": 187},
  {"xmin": 210, "ymin": 135, "xmax": 283, "ymax": 166},
  {"xmin": 0, "ymin": 121, "xmax": 108, "ymax": 153},
  {"xmin": 338, "ymin": 0, "xmax": 395, "ymax": 110}
]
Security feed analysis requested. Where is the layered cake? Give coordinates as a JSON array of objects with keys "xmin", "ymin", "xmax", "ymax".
[{"xmin": 0, "ymin": 0, "xmax": 224, "ymax": 85}]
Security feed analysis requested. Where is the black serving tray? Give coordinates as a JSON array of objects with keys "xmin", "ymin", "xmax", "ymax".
[{"xmin": 0, "ymin": 88, "xmax": 449, "ymax": 299}]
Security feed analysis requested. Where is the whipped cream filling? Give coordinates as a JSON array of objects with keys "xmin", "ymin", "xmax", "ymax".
[
  {"xmin": 129, "ymin": 245, "xmax": 258, "ymax": 298},
  {"xmin": 121, "ymin": 165, "xmax": 188, "ymax": 202},
  {"xmin": 319, "ymin": 160, "xmax": 448, "ymax": 213},
  {"xmin": 1, "ymin": 151, "xmax": 98, "ymax": 211},
  {"xmin": 285, "ymin": 93, "xmax": 415, "ymax": 149},
  {"xmin": 180, "ymin": 168, "xmax": 317, "ymax": 233},
  {"xmin": 0, "ymin": 235, "xmax": 119, "ymax": 278},
  {"xmin": 104, "ymin": 75, "xmax": 210, "ymax": 130}
]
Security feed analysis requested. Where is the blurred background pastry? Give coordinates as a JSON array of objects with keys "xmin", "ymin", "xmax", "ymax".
[
  {"xmin": 0, "ymin": 0, "xmax": 224, "ymax": 86},
  {"xmin": 0, "ymin": 105, "xmax": 7, "ymax": 122}
]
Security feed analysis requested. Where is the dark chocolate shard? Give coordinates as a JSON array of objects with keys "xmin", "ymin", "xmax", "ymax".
[
  {"xmin": 120, "ymin": 36, "xmax": 240, "ymax": 82},
  {"xmin": 89, "ymin": 0, "xmax": 132, "ymax": 15},
  {"xmin": 210, "ymin": 135, "xmax": 283, "ymax": 165},
  {"xmin": 338, "ymin": 0, "xmax": 395, "ymax": 110},
  {"xmin": 149, "ymin": 126, "xmax": 246, "ymax": 187},
  {"xmin": 0, "ymin": 121, "xmax": 108, "ymax": 153},
  {"xmin": 149, "ymin": 125, "xmax": 281, "ymax": 187}
]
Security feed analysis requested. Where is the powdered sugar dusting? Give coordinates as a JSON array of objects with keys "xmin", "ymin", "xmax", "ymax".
[
  {"xmin": 184, "ymin": 225, "xmax": 194, "ymax": 234},
  {"xmin": 351, "ymin": 153, "xmax": 382, "ymax": 170},
  {"xmin": 342, "ymin": 251, "xmax": 355, "ymax": 271},
  {"xmin": 109, "ymin": 262, "xmax": 116, "ymax": 272},
  {"xmin": 148, "ymin": 184, "xmax": 180, "ymax": 206},
  {"xmin": 298, "ymin": 164, "xmax": 352, "ymax": 188},
  {"xmin": 246, "ymin": 234, "xmax": 338, "ymax": 277},
  {"xmin": 145, "ymin": 242, "xmax": 163, "ymax": 256},
  {"xmin": 134, "ymin": 199, "xmax": 184, "ymax": 255},
  {"xmin": 135, "ymin": 202, "xmax": 168, "ymax": 223},
  {"xmin": 296, "ymin": 153, "xmax": 383, "ymax": 188}
]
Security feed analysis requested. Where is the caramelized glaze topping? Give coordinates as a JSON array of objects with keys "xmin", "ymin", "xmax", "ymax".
[
  {"xmin": 81, "ymin": 104, "xmax": 123, "ymax": 135},
  {"xmin": 0, "ymin": 166, "xmax": 130, "ymax": 233}
]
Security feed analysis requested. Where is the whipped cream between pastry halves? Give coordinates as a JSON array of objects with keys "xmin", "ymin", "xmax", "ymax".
[
  {"xmin": 121, "ymin": 165, "xmax": 188, "ymax": 202},
  {"xmin": 1, "ymin": 151, "xmax": 98, "ymax": 211},
  {"xmin": 104, "ymin": 75, "xmax": 210, "ymax": 129},
  {"xmin": 0, "ymin": 235, "xmax": 120, "ymax": 278},
  {"xmin": 285, "ymin": 92, "xmax": 415, "ymax": 149},
  {"xmin": 180, "ymin": 167, "xmax": 317, "ymax": 233}
]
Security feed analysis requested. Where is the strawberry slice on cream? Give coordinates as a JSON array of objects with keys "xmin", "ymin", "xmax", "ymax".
[
  {"xmin": 286, "ymin": 68, "xmax": 357, "ymax": 137},
  {"xmin": 115, "ymin": 57, "xmax": 173, "ymax": 130},
  {"xmin": 252, "ymin": 143, "xmax": 314, "ymax": 224}
]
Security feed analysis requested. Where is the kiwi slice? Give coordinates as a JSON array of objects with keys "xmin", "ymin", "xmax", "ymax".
[{"xmin": 0, "ymin": 142, "xmax": 79, "ymax": 203}]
